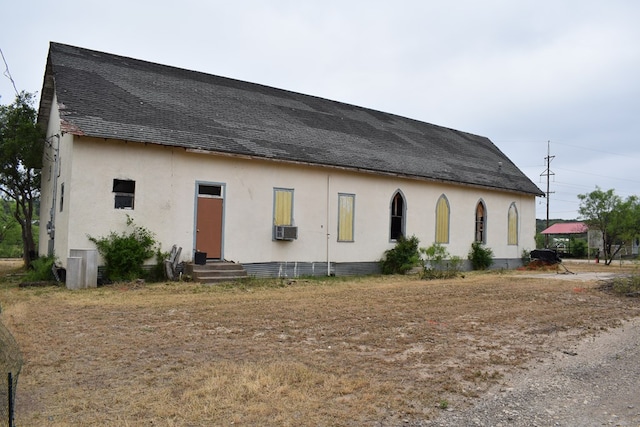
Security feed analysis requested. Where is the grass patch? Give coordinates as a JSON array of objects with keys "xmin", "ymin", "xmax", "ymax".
[
  {"xmin": 2, "ymin": 260, "xmax": 640, "ymax": 425},
  {"xmin": 609, "ymin": 274, "xmax": 640, "ymax": 296}
]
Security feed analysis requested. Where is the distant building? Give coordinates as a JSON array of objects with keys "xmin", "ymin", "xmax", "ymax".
[{"xmin": 541, "ymin": 221, "xmax": 609, "ymax": 258}]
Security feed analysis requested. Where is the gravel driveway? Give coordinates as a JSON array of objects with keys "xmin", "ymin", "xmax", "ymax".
[{"xmin": 427, "ymin": 271, "xmax": 640, "ymax": 427}]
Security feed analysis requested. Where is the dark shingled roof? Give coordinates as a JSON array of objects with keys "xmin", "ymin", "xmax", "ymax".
[{"xmin": 38, "ymin": 42, "xmax": 543, "ymax": 196}]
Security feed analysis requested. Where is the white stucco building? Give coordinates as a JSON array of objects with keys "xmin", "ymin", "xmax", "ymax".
[{"xmin": 37, "ymin": 43, "xmax": 543, "ymax": 278}]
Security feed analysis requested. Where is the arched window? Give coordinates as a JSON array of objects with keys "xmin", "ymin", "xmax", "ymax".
[
  {"xmin": 508, "ymin": 203, "xmax": 518, "ymax": 245},
  {"xmin": 475, "ymin": 201, "xmax": 486, "ymax": 243},
  {"xmin": 435, "ymin": 194, "xmax": 450, "ymax": 244},
  {"xmin": 390, "ymin": 190, "xmax": 406, "ymax": 241}
]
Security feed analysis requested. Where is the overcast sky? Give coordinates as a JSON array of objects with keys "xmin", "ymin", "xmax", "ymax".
[{"xmin": 2, "ymin": 1, "xmax": 639, "ymax": 220}]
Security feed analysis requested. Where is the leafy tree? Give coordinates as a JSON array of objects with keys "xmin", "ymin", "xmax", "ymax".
[
  {"xmin": 0, "ymin": 92, "xmax": 44, "ymax": 265},
  {"xmin": 578, "ymin": 187, "xmax": 640, "ymax": 265},
  {"xmin": 0, "ymin": 198, "xmax": 23, "ymax": 257}
]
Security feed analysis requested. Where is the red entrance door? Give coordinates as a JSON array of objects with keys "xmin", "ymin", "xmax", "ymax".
[{"xmin": 196, "ymin": 197, "xmax": 223, "ymax": 259}]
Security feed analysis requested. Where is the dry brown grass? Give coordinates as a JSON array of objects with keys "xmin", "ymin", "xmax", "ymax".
[{"xmin": 1, "ymin": 259, "xmax": 639, "ymax": 425}]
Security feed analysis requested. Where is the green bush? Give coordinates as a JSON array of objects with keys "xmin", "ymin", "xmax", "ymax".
[
  {"xmin": 468, "ymin": 242, "xmax": 494, "ymax": 270},
  {"xmin": 88, "ymin": 216, "xmax": 158, "ymax": 282},
  {"xmin": 610, "ymin": 274, "xmax": 640, "ymax": 296},
  {"xmin": 571, "ymin": 239, "xmax": 587, "ymax": 258},
  {"xmin": 380, "ymin": 235, "xmax": 421, "ymax": 275},
  {"xmin": 420, "ymin": 243, "xmax": 462, "ymax": 279},
  {"xmin": 23, "ymin": 255, "xmax": 56, "ymax": 282}
]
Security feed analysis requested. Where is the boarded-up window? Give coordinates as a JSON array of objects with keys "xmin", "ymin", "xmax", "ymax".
[
  {"xmin": 274, "ymin": 188, "xmax": 294, "ymax": 226},
  {"xmin": 338, "ymin": 193, "xmax": 355, "ymax": 242},
  {"xmin": 435, "ymin": 194, "xmax": 450, "ymax": 244},
  {"xmin": 508, "ymin": 203, "xmax": 518, "ymax": 245},
  {"xmin": 113, "ymin": 179, "xmax": 135, "ymax": 209}
]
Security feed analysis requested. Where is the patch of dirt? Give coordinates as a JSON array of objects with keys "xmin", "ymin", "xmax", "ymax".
[
  {"xmin": 2, "ymin": 261, "xmax": 639, "ymax": 425},
  {"xmin": 428, "ymin": 317, "xmax": 640, "ymax": 426}
]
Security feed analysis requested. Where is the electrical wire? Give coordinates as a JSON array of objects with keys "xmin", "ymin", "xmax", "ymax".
[
  {"xmin": 0, "ymin": 47, "xmax": 19, "ymax": 97},
  {"xmin": 551, "ymin": 140, "xmax": 631, "ymax": 158},
  {"xmin": 553, "ymin": 166, "xmax": 640, "ymax": 184}
]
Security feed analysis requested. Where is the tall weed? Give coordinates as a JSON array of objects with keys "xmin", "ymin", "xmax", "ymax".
[
  {"xmin": 420, "ymin": 243, "xmax": 462, "ymax": 279},
  {"xmin": 22, "ymin": 255, "xmax": 57, "ymax": 282}
]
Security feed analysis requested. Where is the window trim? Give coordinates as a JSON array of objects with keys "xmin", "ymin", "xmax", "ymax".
[
  {"xmin": 273, "ymin": 187, "xmax": 294, "ymax": 227},
  {"xmin": 113, "ymin": 179, "xmax": 135, "ymax": 210},
  {"xmin": 389, "ymin": 189, "xmax": 406, "ymax": 241},
  {"xmin": 198, "ymin": 184, "xmax": 223, "ymax": 198},
  {"xmin": 475, "ymin": 199, "xmax": 487, "ymax": 243},
  {"xmin": 435, "ymin": 194, "xmax": 450, "ymax": 244},
  {"xmin": 337, "ymin": 193, "xmax": 355, "ymax": 242},
  {"xmin": 508, "ymin": 202, "xmax": 518, "ymax": 245}
]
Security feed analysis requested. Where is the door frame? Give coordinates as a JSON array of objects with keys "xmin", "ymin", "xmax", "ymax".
[{"xmin": 193, "ymin": 181, "xmax": 226, "ymax": 260}]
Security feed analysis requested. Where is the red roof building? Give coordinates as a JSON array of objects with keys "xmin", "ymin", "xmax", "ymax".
[{"xmin": 541, "ymin": 222, "xmax": 588, "ymax": 235}]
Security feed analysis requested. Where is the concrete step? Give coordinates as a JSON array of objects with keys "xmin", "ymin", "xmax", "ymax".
[{"xmin": 186, "ymin": 261, "xmax": 248, "ymax": 284}]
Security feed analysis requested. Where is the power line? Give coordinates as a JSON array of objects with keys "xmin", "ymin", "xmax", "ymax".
[
  {"xmin": 551, "ymin": 140, "xmax": 631, "ymax": 158},
  {"xmin": 494, "ymin": 139, "xmax": 636, "ymax": 159},
  {"xmin": 554, "ymin": 166, "xmax": 640, "ymax": 184},
  {"xmin": 0, "ymin": 47, "xmax": 19, "ymax": 98},
  {"xmin": 547, "ymin": 198, "xmax": 580, "ymax": 204}
]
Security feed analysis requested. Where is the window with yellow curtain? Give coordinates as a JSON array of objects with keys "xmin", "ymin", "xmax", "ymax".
[
  {"xmin": 273, "ymin": 188, "xmax": 294, "ymax": 226},
  {"xmin": 338, "ymin": 193, "xmax": 355, "ymax": 242},
  {"xmin": 508, "ymin": 203, "xmax": 518, "ymax": 245},
  {"xmin": 435, "ymin": 194, "xmax": 450, "ymax": 244}
]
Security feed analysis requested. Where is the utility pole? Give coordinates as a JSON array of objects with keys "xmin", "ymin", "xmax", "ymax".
[{"xmin": 540, "ymin": 141, "xmax": 555, "ymax": 248}]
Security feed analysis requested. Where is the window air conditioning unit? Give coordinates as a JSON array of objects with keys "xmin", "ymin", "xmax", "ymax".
[{"xmin": 275, "ymin": 225, "xmax": 298, "ymax": 241}]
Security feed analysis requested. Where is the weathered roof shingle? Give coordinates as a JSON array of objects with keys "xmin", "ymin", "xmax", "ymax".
[{"xmin": 39, "ymin": 42, "xmax": 543, "ymax": 196}]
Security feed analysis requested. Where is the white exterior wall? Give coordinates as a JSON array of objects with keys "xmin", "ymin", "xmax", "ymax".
[
  {"xmin": 40, "ymin": 126, "xmax": 537, "ymax": 268},
  {"xmin": 39, "ymin": 93, "xmax": 76, "ymax": 260},
  {"xmin": 38, "ymin": 124, "xmax": 54, "ymax": 256}
]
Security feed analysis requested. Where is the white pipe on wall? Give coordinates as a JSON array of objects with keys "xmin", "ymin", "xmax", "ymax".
[{"xmin": 326, "ymin": 174, "xmax": 331, "ymax": 276}]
